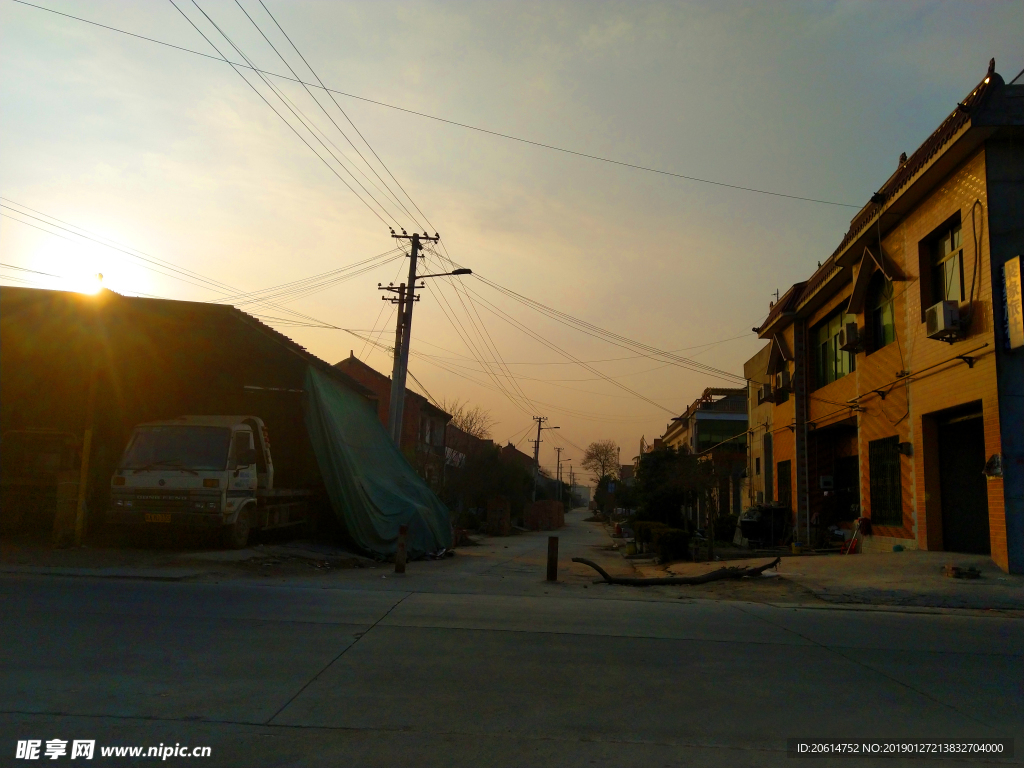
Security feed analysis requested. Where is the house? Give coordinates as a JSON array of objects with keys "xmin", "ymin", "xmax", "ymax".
[
  {"xmin": 500, "ymin": 441, "xmax": 537, "ymax": 470},
  {"xmin": 445, "ymin": 422, "xmax": 492, "ymax": 469},
  {"xmin": 658, "ymin": 387, "xmax": 749, "ymax": 524},
  {"xmin": 333, "ymin": 353, "xmax": 451, "ymax": 488},
  {"xmin": 751, "ymin": 60, "xmax": 1024, "ymax": 572},
  {"xmin": 744, "ymin": 342, "xmax": 775, "ymax": 507}
]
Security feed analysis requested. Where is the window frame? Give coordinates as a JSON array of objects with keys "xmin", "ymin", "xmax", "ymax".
[
  {"xmin": 811, "ymin": 309, "xmax": 857, "ymax": 390},
  {"xmin": 932, "ymin": 222, "xmax": 965, "ymax": 305},
  {"xmin": 919, "ymin": 213, "xmax": 964, "ymax": 321},
  {"xmin": 867, "ymin": 271, "xmax": 896, "ymax": 353}
]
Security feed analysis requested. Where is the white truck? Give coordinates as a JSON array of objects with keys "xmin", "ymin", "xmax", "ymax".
[{"xmin": 108, "ymin": 415, "xmax": 310, "ymax": 548}]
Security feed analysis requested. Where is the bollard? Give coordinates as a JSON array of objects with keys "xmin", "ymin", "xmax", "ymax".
[
  {"xmin": 546, "ymin": 536, "xmax": 558, "ymax": 582},
  {"xmin": 395, "ymin": 524, "xmax": 408, "ymax": 574}
]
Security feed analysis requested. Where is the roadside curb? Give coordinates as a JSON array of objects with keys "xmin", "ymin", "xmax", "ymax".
[
  {"xmin": 0, "ymin": 565, "xmax": 209, "ymax": 582},
  {"xmin": 759, "ymin": 599, "xmax": 1024, "ymax": 619}
]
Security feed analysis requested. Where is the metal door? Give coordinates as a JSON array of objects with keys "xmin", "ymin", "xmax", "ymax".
[{"xmin": 939, "ymin": 413, "xmax": 989, "ymax": 554}]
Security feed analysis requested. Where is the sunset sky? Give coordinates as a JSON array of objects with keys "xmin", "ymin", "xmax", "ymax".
[{"xmin": 2, "ymin": 0, "xmax": 1021, "ymax": 481}]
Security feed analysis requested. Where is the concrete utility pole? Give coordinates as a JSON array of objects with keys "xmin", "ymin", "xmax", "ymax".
[
  {"xmin": 554, "ymin": 447, "xmax": 563, "ymax": 501},
  {"xmin": 380, "ymin": 230, "xmax": 470, "ymax": 448},
  {"xmin": 530, "ymin": 416, "xmax": 558, "ymax": 502}
]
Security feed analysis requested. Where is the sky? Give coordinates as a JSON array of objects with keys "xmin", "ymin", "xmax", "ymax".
[{"xmin": 2, "ymin": 0, "xmax": 1022, "ymax": 481}]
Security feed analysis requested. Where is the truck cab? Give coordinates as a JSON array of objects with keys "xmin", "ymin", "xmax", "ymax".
[{"xmin": 109, "ymin": 415, "xmax": 303, "ymax": 548}]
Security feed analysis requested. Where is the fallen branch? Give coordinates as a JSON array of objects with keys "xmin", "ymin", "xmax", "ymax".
[{"xmin": 571, "ymin": 557, "xmax": 781, "ymax": 586}]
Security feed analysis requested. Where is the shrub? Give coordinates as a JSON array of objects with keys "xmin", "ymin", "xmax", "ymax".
[
  {"xmin": 652, "ymin": 527, "xmax": 691, "ymax": 563},
  {"xmin": 632, "ymin": 521, "xmax": 668, "ymax": 545}
]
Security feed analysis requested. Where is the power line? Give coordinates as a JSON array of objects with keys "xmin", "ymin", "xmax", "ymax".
[
  {"xmin": 0, "ymin": 198, "xmax": 398, "ymax": 331},
  {"xmin": 254, "ymin": 0, "xmax": 433, "ymax": 231},
  {"xmin": 165, "ymin": 0, "xmax": 393, "ymax": 227},
  {"xmin": 10, "ymin": 0, "xmax": 861, "ymax": 209},
  {"xmin": 232, "ymin": 0, "xmax": 423, "ymax": 230}
]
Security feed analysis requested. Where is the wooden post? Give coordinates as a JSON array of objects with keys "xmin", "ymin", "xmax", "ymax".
[
  {"xmin": 546, "ymin": 536, "xmax": 558, "ymax": 582},
  {"xmin": 395, "ymin": 524, "xmax": 408, "ymax": 573},
  {"xmin": 73, "ymin": 365, "xmax": 99, "ymax": 547}
]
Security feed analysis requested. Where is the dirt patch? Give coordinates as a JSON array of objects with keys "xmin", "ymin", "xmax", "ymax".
[
  {"xmin": 1, "ymin": 530, "xmax": 371, "ymax": 579},
  {"xmin": 627, "ymin": 560, "xmax": 825, "ymax": 604}
]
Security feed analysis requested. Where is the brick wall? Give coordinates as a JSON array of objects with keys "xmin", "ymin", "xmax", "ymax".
[{"xmin": 755, "ymin": 147, "xmax": 1012, "ymax": 570}]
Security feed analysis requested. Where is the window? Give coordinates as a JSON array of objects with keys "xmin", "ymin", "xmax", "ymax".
[
  {"xmin": 931, "ymin": 222, "xmax": 964, "ymax": 304},
  {"xmin": 867, "ymin": 272, "xmax": 895, "ymax": 352},
  {"xmin": 755, "ymin": 457, "xmax": 761, "ymax": 475},
  {"xmin": 868, "ymin": 436, "xmax": 903, "ymax": 526},
  {"xmin": 696, "ymin": 419, "xmax": 746, "ymax": 453},
  {"xmin": 812, "ymin": 310, "xmax": 856, "ymax": 389}
]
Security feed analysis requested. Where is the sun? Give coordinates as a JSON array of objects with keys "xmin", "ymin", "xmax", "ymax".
[{"xmin": 74, "ymin": 272, "xmax": 104, "ymax": 295}]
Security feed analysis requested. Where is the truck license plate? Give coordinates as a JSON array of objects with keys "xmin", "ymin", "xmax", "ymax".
[{"xmin": 145, "ymin": 513, "xmax": 172, "ymax": 523}]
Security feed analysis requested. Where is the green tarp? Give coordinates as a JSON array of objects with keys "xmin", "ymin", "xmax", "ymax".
[{"xmin": 304, "ymin": 367, "xmax": 452, "ymax": 557}]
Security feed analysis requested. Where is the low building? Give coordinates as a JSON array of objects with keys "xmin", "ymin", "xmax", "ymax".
[
  {"xmin": 0, "ymin": 286, "xmax": 376, "ymax": 530},
  {"xmin": 333, "ymin": 353, "xmax": 451, "ymax": 489},
  {"xmin": 751, "ymin": 61, "xmax": 1024, "ymax": 572}
]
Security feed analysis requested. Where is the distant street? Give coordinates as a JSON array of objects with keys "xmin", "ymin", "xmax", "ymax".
[{"xmin": 2, "ymin": 511, "xmax": 1022, "ymax": 767}]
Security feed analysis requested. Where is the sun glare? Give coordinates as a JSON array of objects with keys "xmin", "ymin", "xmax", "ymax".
[{"xmin": 75, "ymin": 272, "xmax": 104, "ymax": 295}]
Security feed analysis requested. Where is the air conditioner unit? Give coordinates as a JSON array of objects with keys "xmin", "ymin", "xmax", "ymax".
[
  {"xmin": 925, "ymin": 300, "xmax": 960, "ymax": 341},
  {"xmin": 776, "ymin": 369, "xmax": 791, "ymax": 391},
  {"xmin": 757, "ymin": 384, "xmax": 773, "ymax": 405},
  {"xmin": 838, "ymin": 322, "xmax": 860, "ymax": 352}
]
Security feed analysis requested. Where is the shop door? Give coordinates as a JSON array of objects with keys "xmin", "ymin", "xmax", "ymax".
[{"xmin": 939, "ymin": 414, "xmax": 989, "ymax": 554}]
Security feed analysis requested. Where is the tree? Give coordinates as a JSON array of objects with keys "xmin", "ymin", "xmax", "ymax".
[
  {"xmin": 581, "ymin": 440, "xmax": 619, "ymax": 483},
  {"xmin": 440, "ymin": 398, "xmax": 495, "ymax": 439}
]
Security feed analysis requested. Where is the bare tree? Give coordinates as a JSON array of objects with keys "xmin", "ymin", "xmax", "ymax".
[
  {"xmin": 581, "ymin": 439, "xmax": 619, "ymax": 483},
  {"xmin": 440, "ymin": 398, "xmax": 495, "ymax": 439}
]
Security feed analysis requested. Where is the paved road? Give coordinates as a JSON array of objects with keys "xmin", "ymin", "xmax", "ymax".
[{"xmin": 2, "ymin": 511, "xmax": 1022, "ymax": 766}]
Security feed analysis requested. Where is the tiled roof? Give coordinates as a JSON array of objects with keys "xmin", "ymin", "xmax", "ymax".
[
  {"xmin": 754, "ymin": 62, "xmax": 1001, "ymax": 335},
  {"xmin": 828, "ymin": 64, "xmax": 999, "ymax": 263},
  {"xmin": 757, "ymin": 282, "xmax": 805, "ymax": 332}
]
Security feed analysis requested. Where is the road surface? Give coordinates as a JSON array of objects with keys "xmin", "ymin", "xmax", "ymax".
[{"xmin": 2, "ymin": 510, "xmax": 1021, "ymax": 766}]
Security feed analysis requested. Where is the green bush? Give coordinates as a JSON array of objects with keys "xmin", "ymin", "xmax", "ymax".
[{"xmin": 652, "ymin": 527, "xmax": 691, "ymax": 563}]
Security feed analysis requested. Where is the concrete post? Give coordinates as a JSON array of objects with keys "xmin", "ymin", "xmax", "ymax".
[{"xmin": 395, "ymin": 524, "xmax": 408, "ymax": 574}]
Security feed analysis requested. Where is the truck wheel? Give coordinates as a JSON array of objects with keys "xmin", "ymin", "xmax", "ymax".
[{"xmin": 222, "ymin": 508, "xmax": 251, "ymax": 549}]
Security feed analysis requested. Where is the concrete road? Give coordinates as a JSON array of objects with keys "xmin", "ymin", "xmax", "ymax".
[{"xmin": 2, "ymin": 512, "xmax": 1022, "ymax": 766}]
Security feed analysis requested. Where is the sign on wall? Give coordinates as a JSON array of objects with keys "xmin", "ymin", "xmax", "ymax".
[{"xmin": 1005, "ymin": 255, "xmax": 1024, "ymax": 350}]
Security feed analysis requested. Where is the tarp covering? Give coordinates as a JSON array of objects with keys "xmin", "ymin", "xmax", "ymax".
[{"xmin": 304, "ymin": 367, "xmax": 452, "ymax": 557}]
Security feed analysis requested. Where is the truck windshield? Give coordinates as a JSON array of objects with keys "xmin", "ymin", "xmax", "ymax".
[{"xmin": 120, "ymin": 426, "xmax": 232, "ymax": 471}]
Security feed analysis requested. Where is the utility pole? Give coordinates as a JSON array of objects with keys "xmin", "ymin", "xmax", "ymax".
[
  {"xmin": 386, "ymin": 230, "xmax": 436, "ymax": 446},
  {"xmin": 554, "ymin": 447, "xmax": 563, "ymax": 501},
  {"xmin": 379, "ymin": 230, "xmax": 470, "ymax": 449},
  {"xmin": 530, "ymin": 416, "xmax": 558, "ymax": 502}
]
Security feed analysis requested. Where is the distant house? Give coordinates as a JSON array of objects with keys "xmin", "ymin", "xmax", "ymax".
[
  {"xmin": 445, "ymin": 423, "xmax": 492, "ymax": 469},
  {"xmin": 333, "ymin": 352, "xmax": 451, "ymax": 488},
  {"xmin": 619, "ymin": 464, "xmax": 635, "ymax": 486},
  {"xmin": 657, "ymin": 387, "xmax": 749, "ymax": 525},
  {"xmin": 500, "ymin": 441, "xmax": 537, "ymax": 470}
]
